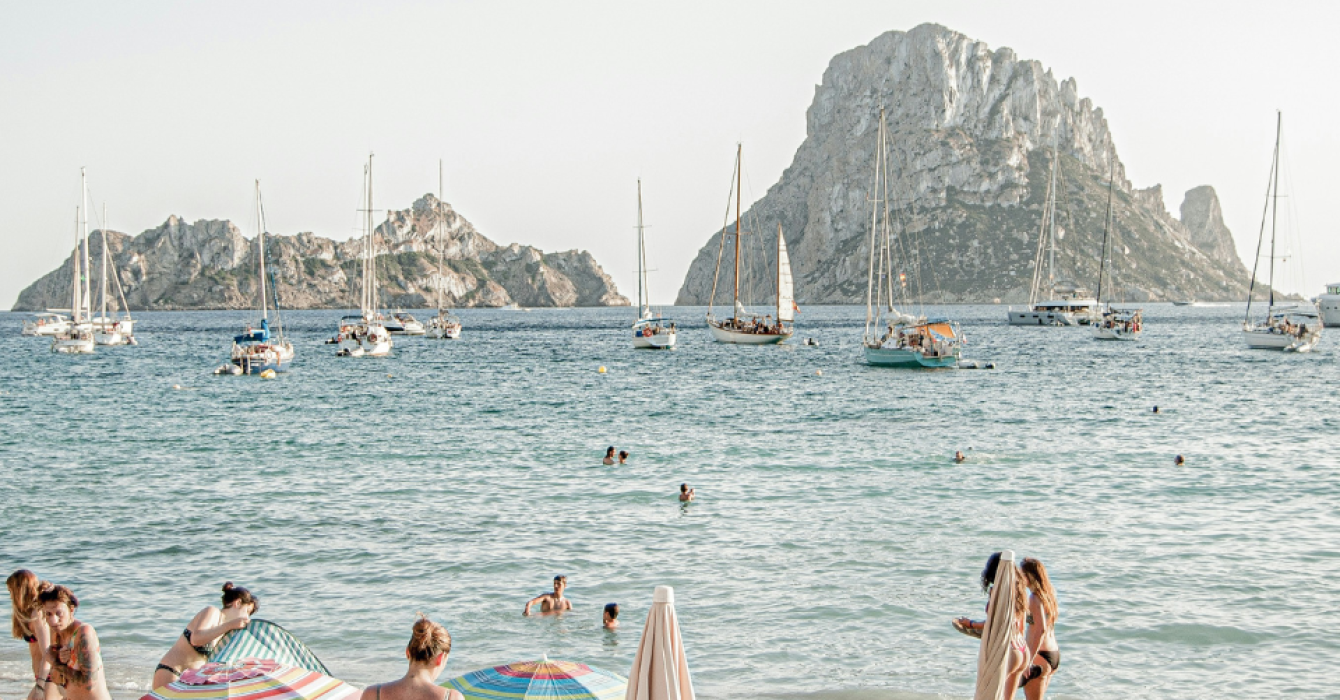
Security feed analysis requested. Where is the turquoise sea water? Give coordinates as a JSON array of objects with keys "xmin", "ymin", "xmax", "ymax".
[{"xmin": 1, "ymin": 304, "xmax": 1337, "ymax": 700}]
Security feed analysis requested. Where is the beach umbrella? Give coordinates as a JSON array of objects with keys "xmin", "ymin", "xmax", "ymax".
[
  {"xmin": 211, "ymin": 620, "xmax": 332, "ymax": 675},
  {"xmin": 446, "ymin": 656, "xmax": 627, "ymax": 700},
  {"xmin": 974, "ymin": 550, "xmax": 1019, "ymax": 700},
  {"xmin": 625, "ymin": 586, "xmax": 694, "ymax": 700},
  {"xmin": 142, "ymin": 659, "xmax": 359, "ymax": 700}
]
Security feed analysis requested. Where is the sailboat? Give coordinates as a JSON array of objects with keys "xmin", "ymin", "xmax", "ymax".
[
  {"xmin": 52, "ymin": 170, "xmax": 95, "ymax": 354},
  {"xmin": 1243, "ymin": 112, "xmax": 1322, "ymax": 352},
  {"xmin": 336, "ymin": 154, "xmax": 393, "ymax": 357},
  {"xmin": 706, "ymin": 144, "xmax": 795, "ymax": 344},
  {"xmin": 1092, "ymin": 158, "xmax": 1143, "ymax": 341},
  {"xmin": 632, "ymin": 178, "xmax": 676, "ymax": 349},
  {"xmin": 861, "ymin": 106, "xmax": 963, "ymax": 368},
  {"xmin": 1007, "ymin": 132, "xmax": 1099, "ymax": 326},
  {"xmin": 226, "ymin": 180, "xmax": 296, "ymax": 374},
  {"xmin": 426, "ymin": 160, "xmax": 463, "ymax": 340},
  {"xmin": 91, "ymin": 206, "xmax": 137, "ymax": 346}
]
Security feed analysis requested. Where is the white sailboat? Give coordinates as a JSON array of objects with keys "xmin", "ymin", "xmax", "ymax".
[
  {"xmin": 22, "ymin": 313, "xmax": 71, "ymax": 337},
  {"xmin": 706, "ymin": 144, "xmax": 795, "ymax": 344},
  {"xmin": 228, "ymin": 180, "xmax": 296, "ymax": 374},
  {"xmin": 91, "ymin": 206, "xmax": 137, "ymax": 346},
  {"xmin": 426, "ymin": 160, "xmax": 463, "ymax": 340},
  {"xmin": 632, "ymin": 178, "xmax": 676, "ymax": 349},
  {"xmin": 336, "ymin": 154, "xmax": 393, "ymax": 357},
  {"xmin": 52, "ymin": 170, "xmax": 95, "ymax": 354},
  {"xmin": 1243, "ymin": 112, "xmax": 1322, "ymax": 352},
  {"xmin": 861, "ymin": 106, "xmax": 963, "ymax": 368},
  {"xmin": 1092, "ymin": 158, "xmax": 1143, "ymax": 341},
  {"xmin": 1007, "ymin": 133, "xmax": 1098, "ymax": 326}
]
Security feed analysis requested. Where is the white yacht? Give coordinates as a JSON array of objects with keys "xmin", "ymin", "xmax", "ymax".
[
  {"xmin": 631, "ymin": 179, "xmax": 676, "ymax": 350},
  {"xmin": 229, "ymin": 181, "xmax": 296, "ymax": 374},
  {"xmin": 336, "ymin": 154, "xmax": 393, "ymax": 358},
  {"xmin": 1092, "ymin": 156, "xmax": 1142, "ymax": 341},
  {"xmin": 1319, "ymin": 283, "xmax": 1340, "ymax": 327},
  {"xmin": 387, "ymin": 312, "xmax": 426, "ymax": 335},
  {"xmin": 22, "ymin": 313, "xmax": 71, "ymax": 337},
  {"xmin": 52, "ymin": 170, "xmax": 95, "ymax": 354},
  {"xmin": 91, "ymin": 212, "xmax": 137, "ymax": 346}
]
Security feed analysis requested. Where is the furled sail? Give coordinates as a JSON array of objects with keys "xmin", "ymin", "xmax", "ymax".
[{"xmin": 777, "ymin": 230, "xmax": 795, "ymax": 322}]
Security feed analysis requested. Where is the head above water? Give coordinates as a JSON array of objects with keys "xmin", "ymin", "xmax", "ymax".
[
  {"xmin": 553, "ymin": 575, "xmax": 567, "ymax": 591},
  {"xmin": 603, "ymin": 603, "xmax": 619, "ymax": 620},
  {"xmin": 680, "ymin": 483, "xmax": 689, "ymax": 493},
  {"xmin": 619, "ymin": 451, "xmax": 628, "ymax": 459},
  {"xmin": 222, "ymin": 582, "xmax": 259, "ymax": 614},
  {"xmin": 605, "ymin": 447, "xmax": 615, "ymax": 457},
  {"xmin": 406, "ymin": 615, "xmax": 451, "ymax": 664}
]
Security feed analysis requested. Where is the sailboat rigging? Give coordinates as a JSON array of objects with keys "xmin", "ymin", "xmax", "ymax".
[
  {"xmin": 336, "ymin": 154, "xmax": 393, "ymax": 357},
  {"xmin": 427, "ymin": 159, "xmax": 463, "ymax": 340},
  {"xmin": 1092, "ymin": 156, "xmax": 1143, "ymax": 340},
  {"xmin": 225, "ymin": 180, "xmax": 296, "ymax": 374},
  {"xmin": 52, "ymin": 169, "xmax": 95, "ymax": 354},
  {"xmin": 632, "ymin": 178, "xmax": 676, "ymax": 349}
]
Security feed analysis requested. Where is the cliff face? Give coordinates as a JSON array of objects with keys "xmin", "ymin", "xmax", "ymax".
[
  {"xmin": 676, "ymin": 23, "xmax": 1251, "ymax": 304},
  {"xmin": 13, "ymin": 194, "xmax": 628, "ymax": 311}
]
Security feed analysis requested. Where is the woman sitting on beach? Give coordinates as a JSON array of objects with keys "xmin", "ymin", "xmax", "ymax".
[
  {"xmin": 1019, "ymin": 558, "xmax": 1061, "ymax": 700},
  {"xmin": 8, "ymin": 570, "xmax": 57, "ymax": 700},
  {"xmin": 40, "ymin": 585, "xmax": 111, "ymax": 700},
  {"xmin": 360, "ymin": 617, "xmax": 463, "ymax": 700},
  {"xmin": 151, "ymin": 582, "xmax": 257, "ymax": 689}
]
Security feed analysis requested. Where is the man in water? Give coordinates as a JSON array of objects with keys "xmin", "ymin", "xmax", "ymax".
[
  {"xmin": 522, "ymin": 576, "xmax": 572, "ymax": 616},
  {"xmin": 954, "ymin": 451, "xmax": 966, "ymax": 463},
  {"xmin": 679, "ymin": 484, "xmax": 694, "ymax": 502},
  {"xmin": 602, "ymin": 603, "xmax": 619, "ymax": 630}
]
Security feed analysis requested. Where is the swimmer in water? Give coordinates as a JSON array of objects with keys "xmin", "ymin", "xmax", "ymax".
[
  {"xmin": 618, "ymin": 450, "xmax": 628, "ymax": 465},
  {"xmin": 1152, "ymin": 406, "xmax": 1159, "ymax": 414},
  {"xmin": 602, "ymin": 603, "xmax": 619, "ymax": 630},
  {"xmin": 522, "ymin": 576, "xmax": 571, "ymax": 616},
  {"xmin": 954, "ymin": 451, "xmax": 966, "ymax": 463},
  {"xmin": 679, "ymin": 484, "xmax": 694, "ymax": 502},
  {"xmin": 1174, "ymin": 455, "xmax": 1185, "ymax": 466},
  {"xmin": 602, "ymin": 447, "xmax": 615, "ymax": 465}
]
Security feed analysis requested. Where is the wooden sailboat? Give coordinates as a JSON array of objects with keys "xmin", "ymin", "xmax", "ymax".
[
  {"xmin": 227, "ymin": 180, "xmax": 296, "ymax": 374},
  {"xmin": 1093, "ymin": 157, "xmax": 1142, "ymax": 340},
  {"xmin": 52, "ymin": 169, "xmax": 95, "ymax": 354},
  {"xmin": 861, "ymin": 106, "xmax": 962, "ymax": 368},
  {"xmin": 1243, "ymin": 112, "xmax": 1321, "ymax": 352},
  {"xmin": 632, "ymin": 178, "xmax": 676, "ymax": 349},
  {"xmin": 336, "ymin": 154, "xmax": 393, "ymax": 357},
  {"xmin": 706, "ymin": 144, "xmax": 795, "ymax": 344},
  {"xmin": 427, "ymin": 160, "xmax": 463, "ymax": 340}
]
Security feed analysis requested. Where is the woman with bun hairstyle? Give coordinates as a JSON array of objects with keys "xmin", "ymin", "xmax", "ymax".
[
  {"xmin": 151, "ymin": 582, "xmax": 258, "ymax": 689},
  {"xmin": 39, "ymin": 585, "xmax": 110, "ymax": 700},
  {"xmin": 360, "ymin": 617, "xmax": 464, "ymax": 700},
  {"xmin": 8, "ymin": 570, "xmax": 58, "ymax": 700}
]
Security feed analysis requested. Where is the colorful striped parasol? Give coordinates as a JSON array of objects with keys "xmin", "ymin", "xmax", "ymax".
[
  {"xmin": 142, "ymin": 659, "xmax": 359, "ymax": 700},
  {"xmin": 211, "ymin": 620, "xmax": 332, "ymax": 676},
  {"xmin": 445, "ymin": 657, "xmax": 627, "ymax": 700}
]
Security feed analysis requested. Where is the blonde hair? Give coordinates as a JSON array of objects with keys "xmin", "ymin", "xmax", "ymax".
[
  {"xmin": 406, "ymin": 615, "xmax": 451, "ymax": 663},
  {"xmin": 7, "ymin": 570, "xmax": 49, "ymax": 639},
  {"xmin": 1020, "ymin": 558, "xmax": 1058, "ymax": 627}
]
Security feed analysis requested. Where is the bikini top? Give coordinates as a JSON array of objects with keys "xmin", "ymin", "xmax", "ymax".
[{"xmin": 182, "ymin": 628, "xmax": 214, "ymax": 656}]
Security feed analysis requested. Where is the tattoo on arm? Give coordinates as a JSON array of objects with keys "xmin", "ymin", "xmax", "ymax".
[{"xmin": 58, "ymin": 629, "xmax": 97, "ymax": 687}]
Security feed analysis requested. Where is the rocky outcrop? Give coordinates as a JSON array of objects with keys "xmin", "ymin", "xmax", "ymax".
[
  {"xmin": 676, "ymin": 23, "xmax": 1252, "ymax": 304},
  {"xmin": 12, "ymin": 195, "xmax": 628, "ymax": 311},
  {"xmin": 1179, "ymin": 186, "xmax": 1240, "ymax": 270}
]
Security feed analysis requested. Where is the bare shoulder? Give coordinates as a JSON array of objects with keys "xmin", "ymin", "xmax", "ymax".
[
  {"xmin": 446, "ymin": 689, "xmax": 465, "ymax": 700},
  {"xmin": 191, "ymin": 606, "xmax": 222, "ymax": 627}
]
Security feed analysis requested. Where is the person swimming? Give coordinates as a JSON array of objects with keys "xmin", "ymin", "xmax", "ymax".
[
  {"xmin": 618, "ymin": 450, "xmax": 629, "ymax": 465},
  {"xmin": 359, "ymin": 617, "xmax": 463, "ymax": 700},
  {"xmin": 602, "ymin": 447, "xmax": 616, "ymax": 465},
  {"xmin": 679, "ymin": 484, "xmax": 694, "ymax": 502},
  {"xmin": 522, "ymin": 576, "xmax": 572, "ymax": 616},
  {"xmin": 954, "ymin": 451, "xmax": 966, "ymax": 463},
  {"xmin": 152, "ymin": 582, "xmax": 257, "ymax": 689},
  {"xmin": 602, "ymin": 603, "xmax": 619, "ymax": 630},
  {"xmin": 1174, "ymin": 454, "xmax": 1185, "ymax": 466}
]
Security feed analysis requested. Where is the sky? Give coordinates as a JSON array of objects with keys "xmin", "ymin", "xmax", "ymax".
[{"xmin": 3, "ymin": 0, "xmax": 1338, "ymax": 307}]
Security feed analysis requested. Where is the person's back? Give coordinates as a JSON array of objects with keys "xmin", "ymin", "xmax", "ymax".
[{"xmin": 360, "ymin": 617, "xmax": 462, "ymax": 700}]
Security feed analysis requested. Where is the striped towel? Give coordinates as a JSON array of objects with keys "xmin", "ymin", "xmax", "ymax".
[{"xmin": 209, "ymin": 619, "xmax": 331, "ymax": 676}]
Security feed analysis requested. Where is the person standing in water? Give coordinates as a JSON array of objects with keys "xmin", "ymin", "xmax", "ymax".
[
  {"xmin": 359, "ymin": 617, "xmax": 463, "ymax": 700},
  {"xmin": 602, "ymin": 603, "xmax": 620, "ymax": 630},
  {"xmin": 8, "ymin": 570, "xmax": 57, "ymax": 700},
  {"xmin": 522, "ymin": 576, "xmax": 572, "ymax": 615},
  {"xmin": 152, "ymin": 582, "xmax": 257, "ymax": 689},
  {"xmin": 1019, "ymin": 558, "xmax": 1061, "ymax": 699},
  {"xmin": 40, "ymin": 585, "xmax": 110, "ymax": 700},
  {"xmin": 602, "ymin": 447, "xmax": 616, "ymax": 465},
  {"xmin": 679, "ymin": 484, "xmax": 694, "ymax": 502}
]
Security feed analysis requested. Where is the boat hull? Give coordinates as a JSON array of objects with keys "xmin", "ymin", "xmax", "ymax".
[
  {"xmin": 1007, "ymin": 309, "xmax": 1082, "ymax": 326},
  {"xmin": 1093, "ymin": 327, "xmax": 1140, "ymax": 341},
  {"xmin": 633, "ymin": 330, "xmax": 677, "ymax": 349},
  {"xmin": 1243, "ymin": 329, "xmax": 1319, "ymax": 352},
  {"xmin": 708, "ymin": 323, "xmax": 790, "ymax": 345},
  {"xmin": 52, "ymin": 337, "xmax": 95, "ymax": 354},
  {"xmin": 1321, "ymin": 295, "xmax": 1340, "ymax": 327},
  {"xmin": 24, "ymin": 321, "xmax": 70, "ymax": 337},
  {"xmin": 863, "ymin": 344, "xmax": 959, "ymax": 368}
]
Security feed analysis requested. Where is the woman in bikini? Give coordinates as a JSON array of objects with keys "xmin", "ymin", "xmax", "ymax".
[
  {"xmin": 359, "ymin": 617, "xmax": 463, "ymax": 700},
  {"xmin": 1019, "ymin": 558, "xmax": 1061, "ymax": 700},
  {"xmin": 8, "ymin": 570, "xmax": 58, "ymax": 700},
  {"xmin": 40, "ymin": 585, "xmax": 111, "ymax": 700},
  {"xmin": 151, "ymin": 582, "xmax": 257, "ymax": 689}
]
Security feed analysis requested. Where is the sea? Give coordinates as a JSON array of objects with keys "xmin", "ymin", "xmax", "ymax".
[{"xmin": 1, "ymin": 304, "xmax": 1336, "ymax": 700}]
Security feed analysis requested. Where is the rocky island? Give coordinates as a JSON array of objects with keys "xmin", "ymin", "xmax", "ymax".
[
  {"xmin": 13, "ymin": 194, "xmax": 628, "ymax": 311},
  {"xmin": 676, "ymin": 23, "xmax": 1253, "ymax": 305}
]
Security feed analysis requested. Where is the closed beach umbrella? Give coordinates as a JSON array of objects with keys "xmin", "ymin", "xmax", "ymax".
[
  {"xmin": 973, "ymin": 550, "xmax": 1018, "ymax": 700},
  {"xmin": 142, "ymin": 659, "xmax": 359, "ymax": 700},
  {"xmin": 625, "ymin": 586, "xmax": 694, "ymax": 700},
  {"xmin": 446, "ymin": 657, "xmax": 627, "ymax": 700}
]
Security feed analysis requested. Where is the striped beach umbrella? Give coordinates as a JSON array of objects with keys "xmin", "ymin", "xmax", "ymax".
[
  {"xmin": 445, "ymin": 657, "xmax": 627, "ymax": 700},
  {"xmin": 141, "ymin": 659, "xmax": 359, "ymax": 700},
  {"xmin": 211, "ymin": 620, "xmax": 332, "ymax": 676}
]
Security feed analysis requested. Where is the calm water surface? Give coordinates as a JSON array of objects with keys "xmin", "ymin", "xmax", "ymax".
[{"xmin": 1, "ymin": 304, "xmax": 1337, "ymax": 700}]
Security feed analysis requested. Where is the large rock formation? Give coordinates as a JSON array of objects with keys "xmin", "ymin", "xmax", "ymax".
[
  {"xmin": 13, "ymin": 194, "xmax": 628, "ymax": 311},
  {"xmin": 676, "ymin": 23, "xmax": 1250, "ymax": 304}
]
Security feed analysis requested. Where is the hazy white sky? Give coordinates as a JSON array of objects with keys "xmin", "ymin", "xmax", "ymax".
[{"xmin": 3, "ymin": 0, "xmax": 1337, "ymax": 306}]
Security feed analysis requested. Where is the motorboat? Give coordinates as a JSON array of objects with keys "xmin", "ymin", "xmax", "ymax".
[
  {"xmin": 1319, "ymin": 283, "xmax": 1340, "ymax": 327},
  {"xmin": 388, "ymin": 312, "xmax": 425, "ymax": 335},
  {"xmin": 22, "ymin": 313, "xmax": 71, "ymax": 337}
]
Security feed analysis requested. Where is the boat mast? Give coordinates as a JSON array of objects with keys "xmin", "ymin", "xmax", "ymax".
[
  {"xmin": 1268, "ymin": 112, "xmax": 1281, "ymax": 311},
  {"xmin": 256, "ymin": 180, "xmax": 268, "ymax": 321},
  {"xmin": 100, "ymin": 205, "xmax": 109, "ymax": 321},
  {"xmin": 81, "ymin": 168, "xmax": 91, "ymax": 322},
  {"xmin": 776, "ymin": 222, "xmax": 783, "ymax": 322},
  {"xmin": 733, "ymin": 144, "xmax": 742, "ymax": 322},
  {"xmin": 72, "ymin": 207, "xmax": 81, "ymax": 323},
  {"xmin": 1047, "ymin": 134, "xmax": 1059, "ymax": 295},
  {"xmin": 637, "ymin": 178, "xmax": 649, "ymax": 318},
  {"xmin": 365, "ymin": 154, "xmax": 375, "ymax": 317},
  {"xmin": 864, "ymin": 109, "xmax": 882, "ymax": 337},
  {"xmin": 1096, "ymin": 156, "xmax": 1115, "ymax": 307},
  {"xmin": 437, "ymin": 159, "xmax": 445, "ymax": 315},
  {"xmin": 1244, "ymin": 113, "xmax": 1280, "ymax": 324}
]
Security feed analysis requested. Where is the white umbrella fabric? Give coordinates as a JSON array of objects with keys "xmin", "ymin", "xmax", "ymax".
[
  {"xmin": 625, "ymin": 586, "xmax": 695, "ymax": 700},
  {"xmin": 974, "ymin": 550, "xmax": 1019, "ymax": 700}
]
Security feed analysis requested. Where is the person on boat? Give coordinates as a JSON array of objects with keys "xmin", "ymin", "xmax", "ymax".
[
  {"xmin": 602, "ymin": 603, "xmax": 620, "ymax": 630},
  {"xmin": 602, "ymin": 447, "xmax": 616, "ymax": 465},
  {"xmin": 1018, "ymin": 558, "xmax": 1061, "ymax": 699},
  {"xmin": 679, "ymin": 484, "xmax": 695, "ymax": 502},
  {"xmin": 522, "ymin": 576, "xmax": 571, "ymax": 616},
  {"xmin": 151, "ymin": 582, "xmax": 257, "ymax": 688},
  {"xmin": 359, "ymin": 617, "xmax": 463, "ymax": 700},
  {"xmin": 618, "ymin": 450, "xmax": 629, "ymax": 465},
  {"xmin": 40, "ymin": 585, "xmax": 110, "ymax": 700},
  {"xmin": 8, "ymin": 570, "xmax": 57, "ymax": 700}
]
